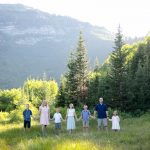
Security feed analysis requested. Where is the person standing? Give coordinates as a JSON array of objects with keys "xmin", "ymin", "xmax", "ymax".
[
  {"xmin": 66, "ymin": 103, "xmax": 77, "ymax": 133},
  {"xmin": 78, "ymin": 105, "xmax": 91, "ymax": 132},
  {"xmin": 23, "ymin": 104, "xmax": 32, "ymax": 131},
  {"xmin": 39, "ymin": 100, "xmax": 50, "ymax": 136},
  {"xmin": 109, "ymin": 110, "xmax": 120, "ymax": 131},
  {"xmin": 51, "ymin": 107, "xmax": 64, "ymax": 134},
  {"xmin": 94, "ymin": 97, "xmax": 108, "ymax": 130}
]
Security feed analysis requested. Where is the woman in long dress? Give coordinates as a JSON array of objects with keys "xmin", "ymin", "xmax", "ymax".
[
  {"xmin": 39, "ymin": 100, "xmax": 50, "ymax": 135},
  {"xmin": 66, "ymin": 103, "xmax": 77, "ymax": 133}
]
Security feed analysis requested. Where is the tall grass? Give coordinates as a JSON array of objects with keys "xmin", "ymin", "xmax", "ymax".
[{"xmin": 0, "ymin": 114, "xmax": 150, "ymax": 150}]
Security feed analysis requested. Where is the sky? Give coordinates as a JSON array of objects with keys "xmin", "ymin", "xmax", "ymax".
[{"xmin": 0, "ymin": 0, "xmax": 150, "ymax": 37}]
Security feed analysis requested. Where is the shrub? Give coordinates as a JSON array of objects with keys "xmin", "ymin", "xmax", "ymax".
[
  {"xmin": 0, "ymin": 111, "xmax": 9, "ymax": 122},
  {"xmin": 9, "ymin": 102, "xmax": 38, "ymax": 122}
]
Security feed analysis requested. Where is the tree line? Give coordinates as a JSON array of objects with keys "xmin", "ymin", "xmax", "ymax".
[
  {"xmin": 57, "ymin": 28, "xmax": 150, "ymax": 115},
  {"xmin": 0, "ymin": 28, "xmax": 150, "ymax": 121}
]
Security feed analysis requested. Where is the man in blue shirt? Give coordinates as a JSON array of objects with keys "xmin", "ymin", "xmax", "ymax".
[
  {"xmin": 23, "ymin": 104, "xmax": 32, "ymax": 131},
  {"xmin": 94, "ymin": 97, "xmax": 108, "ymax": 130}
]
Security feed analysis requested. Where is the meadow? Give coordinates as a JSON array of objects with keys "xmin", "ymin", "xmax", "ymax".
[{"xmin": 0, "ymin": 113, "xmax": 150, "ymax": 150}]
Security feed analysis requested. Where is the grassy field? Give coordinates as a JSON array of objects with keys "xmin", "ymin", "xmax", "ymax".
[{"xmin": 0, "ymin": 114, "xmax": 150, "ymax": 150}]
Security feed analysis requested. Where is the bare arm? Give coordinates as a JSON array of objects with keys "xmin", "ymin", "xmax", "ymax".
[
  {"xmin": 94, "ymin": 110, "xmax": 97, "ymax": 118},
  {"xmin": 39, "ymin": 108, "xmax": 41, "ymax": 116},
  {"xmin": 48, "ymin": 108, "xmax": 50, "ymax": 120},
  {"xmin": 106, "ymin": 111, "xmax": 109, "ymax": 118},
  {"xmin": 108, "ymin": 117, "xmax": 112, "ymax": 121},
  {"xmin": 65, "ymin": 109, "xmax": 68, "ymax": 120},
  {"xmin": 74, "ymin": 111, "xmax": 78, "ymax": 120}
]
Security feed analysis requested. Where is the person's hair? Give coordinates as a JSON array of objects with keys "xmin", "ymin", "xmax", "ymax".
[
  {"xmin": 84, "ymin": 105, "xmax": 88, "ymax": 108},
  {"xmin": 41, "ymin": 100, "xmax": 48, "ymax": 107},
  {"xmin": 113, "ymin": 110, "xmax": 118, "ymax": 115},
  {"xmin": 56, "ymin": 107, "xmax": 60, "ymax": 111},
  {"xmin": 69, "ymin": 103, "xmax": 74, "ymax": 108}
]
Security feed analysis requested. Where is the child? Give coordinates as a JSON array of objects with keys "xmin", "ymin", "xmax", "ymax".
[
  {"xmin": 39, "ymin": 100, "xmax": 50, "ymax": 136},
  {"xmin": 79, "ymin": 105, "xmax": 91, "ymax": 131},
  {"xmin": 66, "ymin": 103, "xmax": 77, "ymax": 133},
  {"xmin": 109, "ymin": 110, "xmax": 120, "ymax": 131},
  {"xmin": 23, "ymin": 104, "xmax": 32, "ymax": 131},
  {"xmin": 51, "ymin": 108, "xmax": 64, "ymax": 134}
]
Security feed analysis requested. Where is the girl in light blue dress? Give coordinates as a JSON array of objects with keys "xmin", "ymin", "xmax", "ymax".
[{"xmin": 66, "ymin": 103, "xmax": 78, "ymax": 133}]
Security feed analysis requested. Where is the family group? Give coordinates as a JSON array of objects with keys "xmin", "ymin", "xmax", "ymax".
[{"xmin": 23, "ymin": 97, "xmax": 120, "ymax": 135}]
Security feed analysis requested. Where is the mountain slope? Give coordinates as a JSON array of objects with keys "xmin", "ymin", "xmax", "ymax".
[{"xmin": 0, "ymin": 4, "xmax": 113, "ymax": 89}]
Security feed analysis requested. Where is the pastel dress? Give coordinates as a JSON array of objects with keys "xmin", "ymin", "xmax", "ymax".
[
  {"xmin": 67, "ymin": 108, "xmax": 76, "ymax": 130},
  {"xmin": 39, "ymin": 106, "xmax": 49, "ymax": 125},
  {"xmin": 109, "ymin": 115, "xmax": 120, "ymax": 130}
]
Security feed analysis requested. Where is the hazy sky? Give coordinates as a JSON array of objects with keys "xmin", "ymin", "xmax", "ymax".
[{"xmin": 0, "ymin": 0, "xmax": 150, "ymax": 37}]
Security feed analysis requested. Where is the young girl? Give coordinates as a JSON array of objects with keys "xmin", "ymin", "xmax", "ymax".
[
  {"xmin": 109, "ymin": 110, "xmax": 120, "ymax": 131},
  {"xmin": 39, "ymin": 100, "xmax": 50, "ymax": 135},
  {"xmin": 66, "ymin": 103, "xmax": 77, "ymax": 133}
]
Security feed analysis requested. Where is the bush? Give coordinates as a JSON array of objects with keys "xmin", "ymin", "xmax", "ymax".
[
  {"xmin": 0, "ymin": 111, "xmax": 9, "ymax": 122},
  {"xmin": 23, "ymin": 79, "xmax": 59, "ymax": 107},
  {"xmin": 9, "ymin": 102, "xmax": 38, "ymax": 122},
  {"xmin": 0, "ymin": 89, "xmax": 23, "ymax": 112}
]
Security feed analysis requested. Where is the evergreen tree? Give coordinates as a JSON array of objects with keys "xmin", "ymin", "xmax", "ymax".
[
  {"xmin": 109, "ymin": 26, "xmax": 127, "ymax": 110},
  {"xmin": 58, "ymin": 32, "xmax": 89, "ymax": 106},
  {"xmin": 76, "ymin": 32, "xmax": 89, "ymax": 104},
  {"xmin": 94, "ymin": 58, "xmax": 100, "ymax": 72},
  {"xmin": 65, "ymin": 52, "xmax": 79, "ymax": 105}
]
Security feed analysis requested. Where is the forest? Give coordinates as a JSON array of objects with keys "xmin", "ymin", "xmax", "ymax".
[{"xmin": 0, "ymin": 27, "xmax": 150, "ymax": 122}]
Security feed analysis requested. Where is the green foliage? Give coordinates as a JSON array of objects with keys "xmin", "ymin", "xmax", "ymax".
[
  {"xmin": 0, "ymin": 112, "xmax": 9, "ymax": 122},
  {"xmin": 23, "ymin": 79, "xmax": 59, "ymax": 107},
  {"xmin": 86, "ymin": 31, "xmax": 150, "ymax": 113},
  {"xmin": 109, "ymin": 26, "xmax": 128, "ymax": 110},
  {"xmin": 9, "ymin": 102, "xmax": 38, "ymax": 122},
  {"xmin": 0, "ymin": 78, "xmax": 58, "ymax": 122},
  {"xmin": 58, "ymin": 32, "xmax": 89, "ymax": 106},
  {"xmin": 0, "ymin": 88, "xmax": 25, "ymax": 112}
]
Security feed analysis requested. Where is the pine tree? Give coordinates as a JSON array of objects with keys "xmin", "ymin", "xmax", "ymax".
[
  {"xmin": 75, "ymin": 31, "xmax": 89, "ymax": 104},
  {"xmin": 94, "ymin": 58, "xmax": 100, "ymax": 72},
  {"xmin": 109, "ymin": 26, "xmax": 127, "ymax": 110},
  {"xmin": 58, "ymin": 32, "xmax": 89, "ymax": 106},
  {"xmin": 66, "ymin": 52, "xmax": 79, "ymax": 105}
]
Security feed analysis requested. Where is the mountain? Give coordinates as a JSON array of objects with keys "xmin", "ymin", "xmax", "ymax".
[{"xmin": 0, "ymin": 4, "xmax": 114, "ymax": 89}]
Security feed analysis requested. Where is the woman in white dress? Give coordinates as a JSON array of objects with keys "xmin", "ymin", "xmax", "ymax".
[
  {"xmin": 66, "ymin": 103, "xmax": 77, "ymax": 133},
  {"xmin": 109, "ymin": 110, "xmax": 120, "ymax": 131},
  {"xmin": 39, "ymin": 100, "xmax": 50, "ymax": 135}
]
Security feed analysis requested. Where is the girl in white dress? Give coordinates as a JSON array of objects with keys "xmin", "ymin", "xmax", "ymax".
[
  {"xmin": 109, "ymin": 110, "xmax": 120, "ymax": 131},
  {"xmin": 39, "ymin": 100, "xmax": 50, "ymax": 135},
  {"xmin": 66, "ymin": 103, "xmax": 77, "ymax": 133}
]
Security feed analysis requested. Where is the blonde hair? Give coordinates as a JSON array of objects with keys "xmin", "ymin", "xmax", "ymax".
[
  {"xmin": 41, "ymin": 100, "xmax": 48, "ymax": 107},
  {"xmin": 113, "ymin": 110, "xmax": 118, "ymax": 115},
  {"xmin": 69, "ymin": 103, "xmax": 74, "ymax": 108}
]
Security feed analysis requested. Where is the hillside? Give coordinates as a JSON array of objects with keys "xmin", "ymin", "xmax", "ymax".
[{"xmin": 0, "ymin": 4, "xmax": 114, "ymax": 89}]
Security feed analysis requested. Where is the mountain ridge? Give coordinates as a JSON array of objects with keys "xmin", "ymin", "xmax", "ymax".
[{"xmin": 0, "ymin": 4, "xmax": 114, "ymax": 89}]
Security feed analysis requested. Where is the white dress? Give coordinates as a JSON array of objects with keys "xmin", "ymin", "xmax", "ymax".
[{"xmin": 109, "ymin": 115, "xmax": 120, "ymax": 130}]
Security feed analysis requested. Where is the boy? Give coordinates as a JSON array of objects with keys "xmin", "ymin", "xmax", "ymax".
[
  {"xmin": 52, "ymin": 108, "xmax": 64, "ymax": 134},
  {"xmin": 79, "ymin": 105, "xmax": 91, "ymax": 131},
  {"xmin": 23, "ymin": 104, "xmax": 32, "ymax": 131}
]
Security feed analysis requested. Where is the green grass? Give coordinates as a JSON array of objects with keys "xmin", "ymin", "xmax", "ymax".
[{"xmin": 0, "ymin": 114, "xmax": 150, "ymax": 150}]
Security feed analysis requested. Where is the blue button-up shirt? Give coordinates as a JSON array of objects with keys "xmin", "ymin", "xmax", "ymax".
[
  {"xmin": 95, "ymin": 103, "xmax": 107, "ymax": 119},
  {"xmin": 23, "ymin": 109, "xmax": 32, "ymax": 121},
  {"xmin": 81, "ymin": 110, "xmax": 91, "ymax": 121}
]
